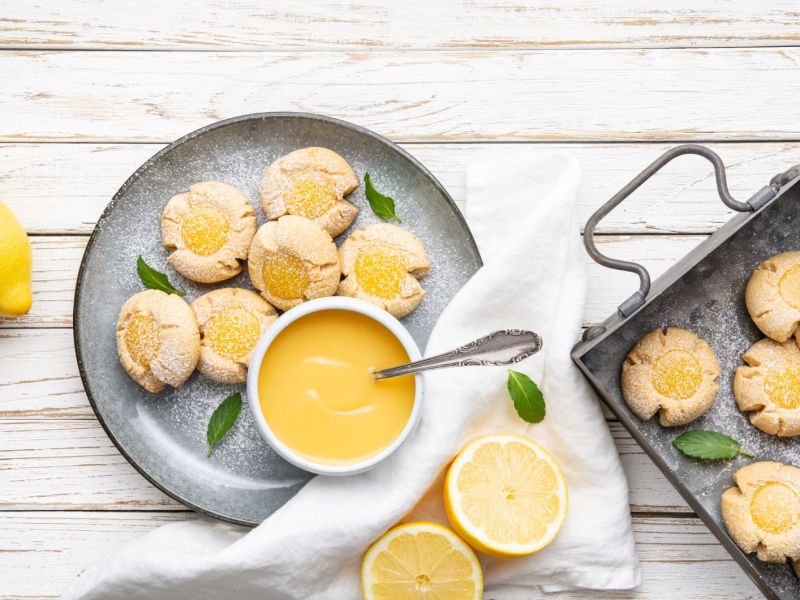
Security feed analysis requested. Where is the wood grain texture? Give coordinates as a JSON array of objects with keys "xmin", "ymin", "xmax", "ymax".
[
  {"xmin": 4, "ymin": 142, "xmax": 800, "ymax": 235},
  {"xmin": 2, "ymin": 1, "xmax": 798, "ymax": 50},
  {"xmin": 0, "ymin": 234, "xmax": 707, "ymax": 328},
  {"xmin": 2, "ymin": 4, "xmax": 795, "ymax": 596},
  {"xmin": 0, "ymin": 416, "xmax": 687, "ymax": 513},
  {"xmin": 0, "ymin": 419, "xmax": 181, "ymax": 510},
  {"xmin": 0, "ymin": 512, "xmax": 760, "ymax": 599},
  {"xmin": 2, "ymin": 48, "xmax": 800, "ymax": 142}
]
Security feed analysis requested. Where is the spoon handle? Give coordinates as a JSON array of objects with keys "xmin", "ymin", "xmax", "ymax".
[{"xmin": 373, "ymin": 329, "xmax": 542, "ymax": 380}]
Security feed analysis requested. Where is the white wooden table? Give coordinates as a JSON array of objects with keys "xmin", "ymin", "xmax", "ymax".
[{"xmin": 3, "ymin": 2, "xmax": 800, "ymax": 598}]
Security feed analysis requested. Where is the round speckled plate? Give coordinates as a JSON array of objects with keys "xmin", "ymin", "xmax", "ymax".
[{"xmin": 74, "ymin": 113, "xmax": 482, "ymax": 526}]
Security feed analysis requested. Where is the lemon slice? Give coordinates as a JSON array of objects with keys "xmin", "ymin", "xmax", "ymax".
[
  {"xmin": 444, "ymin": 434, "xmax": 568, "ymax": 557},
  {"xmin": 361, "ymin": 521, "xmax": 483, "ymax": 600}
]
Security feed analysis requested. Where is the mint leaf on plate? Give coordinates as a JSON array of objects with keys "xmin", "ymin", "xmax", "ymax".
[
  {"xmin": 364, "ymin": 173, "xmax": 400, "ymax": 222},
  {"xmin": 207, "ymin": 393, "xmax": 242, "ymax": 457},
  {"xmin": 137, "ymin": 256, "xmax": 185, "ymax": 296}
]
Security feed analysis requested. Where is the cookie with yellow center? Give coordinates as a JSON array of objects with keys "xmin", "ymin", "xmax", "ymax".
[
  {"xmin": 722, "ymin": 461, "xmax": 800, "ymax": 564},
  {"xmin": 620, "ymin": 327, "xmax": 720, "ymax": 426},
  {"xmin": 247, "ymin": 215, "xmax": 340, "ymax": 312},
  {"xmin": 337, "ymin": 223, "xmax": 430, "ymax": 318},
  {"xmin": 191, "ymin": 288, "xmax": 278, "ymax": 384},
  {"xmin": 259, "ymin": 147, "xmax": 359, "ymax": 237},
  {"xmin": 733, "ymin": 338, "xmax": 800, "ymax": 436},
  {"xmin": 116, "ymin": 290, "xmax": 200, "ymax": 393},
  {"xmin": 161, "ymin": 181, "xmax": 257, "ymax": 283},
  {"xmin": 746, "ymin": 251, "xmax": 800, "ymax": 343}
]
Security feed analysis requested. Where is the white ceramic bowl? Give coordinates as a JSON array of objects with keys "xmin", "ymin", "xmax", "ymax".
[{"xmin": 246, "ymin": 296, "xmax": 423, "ymax": 476}]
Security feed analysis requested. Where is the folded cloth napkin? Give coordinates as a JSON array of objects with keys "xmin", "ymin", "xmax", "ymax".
[{"xmin": 63, "ymin": 151, "xmax": 639, "ymax": 600}]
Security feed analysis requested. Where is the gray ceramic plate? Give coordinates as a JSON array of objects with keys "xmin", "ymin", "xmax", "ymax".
[{"xmin": 74, "ymin": 113, "xmax": 482, "ymax": 526}]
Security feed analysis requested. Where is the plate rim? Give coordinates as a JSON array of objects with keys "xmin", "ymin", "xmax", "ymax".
[{"xmin": 72, "ymin": 111, "xmax": 482, "ymax": 526}]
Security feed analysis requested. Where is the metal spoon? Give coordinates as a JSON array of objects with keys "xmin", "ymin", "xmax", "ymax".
[{"xmin": 373, "ymin": 329, "xmax": 543, "ymax": 380}]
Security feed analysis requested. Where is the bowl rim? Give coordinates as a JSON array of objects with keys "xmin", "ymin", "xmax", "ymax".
[{"xmin": 246, "ymin": 296, "xmax": 423, "ymax": 476}]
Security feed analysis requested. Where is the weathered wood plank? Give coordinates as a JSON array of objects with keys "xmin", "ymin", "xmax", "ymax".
[
  {"xmin": 2, "ymin": 1, "xmax": 798, "ymax": 50},
  {"xmin": 0, "ymin": 329, "xmax": 85, "ymax": 418},
  {"xmin": 4, "ymin": 142, "xmax": 799, "ymax": 235},
  {"xmin": 2, "ymin": 49, "xmax": 800, "ymax": 142},
  {"xmin": 0, "ymin": 234, "xmax": 707, "ymax": 328},
  {"xmin": 0, "ymin": 512, "xmax": 759, "ymax": 599},
  {"xmin": 0, "ymin": 419, "xmax": 181, "ymax": 510}
]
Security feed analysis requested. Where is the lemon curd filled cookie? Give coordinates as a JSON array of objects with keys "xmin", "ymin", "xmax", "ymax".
[
  {"xmin": 259, "ymin": 147, "xmax": 359, "ymax": 237},
  {"xmin": 338, "ymin": 223, "xmax": 430, "ymax": 318},
  {"xmin": 746, "ymin": 251, "xmax": 800, "ymax": 343},
  {"xmin": 192, "ymin": 288, "xmax": 277, "ymax": 384},
  {"xmin": 722, "ymin": 461, "xmax": 800, "ymax": 565},
  {"xmin": 116, "ymin": 290, "xmax": 200, "ymax": 393},
  {"xmin": 620, "ymin": 327, "xmax": 720, "ymax": 427},
  {"xmin": 161, "ymin": 181, "xmax": 257, "ymax": 283},
  {"xmin": 248, "ymin": 215, "xmax": 340, "ymax": 311},
  {"xmin": 734, "ymin": 338, "xmax": 800, "ymax": 436}
]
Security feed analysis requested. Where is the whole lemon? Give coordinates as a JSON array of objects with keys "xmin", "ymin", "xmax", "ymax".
[{"xmin": 0, "ymin": 201, "xmax": 32, "ymax": 317}]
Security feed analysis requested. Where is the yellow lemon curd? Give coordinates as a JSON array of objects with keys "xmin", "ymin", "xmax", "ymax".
[
  {"xmin": 125, "ymin": 315, "xmax": 160, "ymax": 367},
  {"xmin": 355, "ymin": 247, "xmax": 407, "ymax": 300},
  {"xmin": 181, "ymin": 205, "xmax": 230, "ymax": 256},
  {"xmin": 206, "ymin": 308, "xmax": 260, "ymax": 361},
  {"xmin": 284, "ymin": 175, "xmax": 336, "ymax": 219},
  {"xmin": 779, "ymin": 265, "xmax": 800, "ymax": 310},
  {"xmin": 651, "ymin": 350, "xmax": 702, "ymax": 400},
  {"xmin": 262, "ymin": 252, "xmax": 310, "ymax": 300},
  {"xmin": 750, "ymin": 482, "xmax": 800, "ymax": 534},
  {"xmin": 258, "ymin": 310, "xmax": 415, "ymax": 465},
  {"xmin": 765, "ymin": 361, "xmax": 800, "ymax": 409}
]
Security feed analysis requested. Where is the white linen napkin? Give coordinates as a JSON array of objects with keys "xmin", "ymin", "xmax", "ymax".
[{"xmin": 63, "ymin": 151, "xmax": 640, "ymax": 600}]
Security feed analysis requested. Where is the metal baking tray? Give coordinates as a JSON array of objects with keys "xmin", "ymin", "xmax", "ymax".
[{"xmin": 571, "ymin": 145, "xmax": 800, "ymax": 600}]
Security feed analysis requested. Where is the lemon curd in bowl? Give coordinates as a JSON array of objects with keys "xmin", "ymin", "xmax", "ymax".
[{"xmin": 247, "ymin": 297, "xmax": 422, "ymax": 475}]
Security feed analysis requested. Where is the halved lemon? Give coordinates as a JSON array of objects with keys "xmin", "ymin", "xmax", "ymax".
[
  {"xmin": 444, "ymin": 434, "xmax": 568, "ymax": 557},
  {"xmin": 361, "ymin": 521, "xmax": 483, "ymax": 600}
]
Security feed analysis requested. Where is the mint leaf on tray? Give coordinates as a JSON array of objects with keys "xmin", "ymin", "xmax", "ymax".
[{"xmin": 673, "ymin": 429, "xmax": 754, "ymax": 461}]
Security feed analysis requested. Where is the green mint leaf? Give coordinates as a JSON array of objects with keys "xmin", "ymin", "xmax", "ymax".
[
  {"xmin": 507, "ymin": 370, "xmax": 545, "ymax": 423},
  {"xmin": 207, "ymin": 393, "xmax": 242, "ymax": 457},
  {"xmin": 364, "ymin": 173, "xmax": 401, "ymax": 222},
  {"xmin": 137, "ymin": 256, "xmax": 185, "ymax": 296},
  {"xmin": 672, "ymin": 430, "xmax": 754, "ymax": 461}
]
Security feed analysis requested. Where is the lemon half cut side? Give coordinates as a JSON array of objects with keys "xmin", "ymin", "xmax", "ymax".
[
  {"xmin": 361, "ymin": 521, "xmax": 483, "ymax": 600},
  {"xmin": 444, "ymin": 434, "xmax": 568, "ymax": 557}
]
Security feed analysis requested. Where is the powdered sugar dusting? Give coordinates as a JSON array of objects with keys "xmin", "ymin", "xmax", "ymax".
[
  {"xmin": 582, "ymin": 184, "xmax": 800, "ymax": 598},
  {"xmin": 75, "ymin": 115, "xmax": 481, "ymax": 524}
]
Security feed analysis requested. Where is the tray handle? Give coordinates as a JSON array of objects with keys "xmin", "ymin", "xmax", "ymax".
[{"xmin": 584, "ymin": 144, "xmax": 779, "ymax": 318}]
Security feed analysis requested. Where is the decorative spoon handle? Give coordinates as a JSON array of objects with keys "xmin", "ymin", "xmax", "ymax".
[{"xmin": 373, "ymin": 329, "xmax": 542, "ymax": 380}]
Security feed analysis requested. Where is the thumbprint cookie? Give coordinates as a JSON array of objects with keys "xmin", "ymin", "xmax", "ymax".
[
  {"xmin": 734, "ymin": 338, "xmax": 800, "ymax": 436},
  {"xmin": 337, "ymin": 224, "xmax": 430, "ymax": 319},
  {"xmin": 746, "ymin": 251, "xmax": 800, "ymax": 343},
  {"xmin": 259, "ymin": 147, "xmax": 359, "ymax": 237},
  {"xmin": 621, "ymin": 327, "xmax": 720, "ymax": 427},
  {"xmin": 161, "ymin": 181, "xmax": 257, "ymax": 283},
  {"xmin": 722, "ymin": 461, "xmax": 800, "ymax": 565},
  {"xmin": 192, "ymin": 288, "xmax": 277, "ymax": 384},
  {"xmin": 116, "ymin": 290, "xmax": 200, "ymax": 393},
  {"xmin": 248, "ymin": 215, "xmax": 340, "ymax": 312}
]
